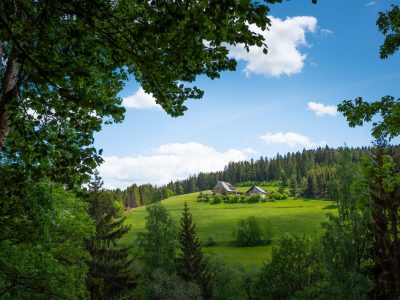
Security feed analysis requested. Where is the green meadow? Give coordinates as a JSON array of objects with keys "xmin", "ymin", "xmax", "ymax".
[{"xmin": 120, "ymin": 191, "xmax": 337, "ymax": 267}]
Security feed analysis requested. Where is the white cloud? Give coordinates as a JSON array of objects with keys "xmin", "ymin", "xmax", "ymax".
[
  {"xmin": 365, "ymin": 1, "xmax": 376, "ymax": 7},
  {"xmin": 227, "ymin": 16, "xmax": 317, "ymax": 77},
  {"xmin": 320, "ymin": 28, "xmax": 333, "ymax": 36},
  {"xmin": 122, "ymin": 87, "xmax": 161, "ymax": 109},
  {"xmin": 243, "ymin": 147, "xmax": 259, "ymax": 154},
  {"xmin": 260, "ymin": 132, "xmax": 326, "ymax": 148},
  {"xmin": 98, "ymin": 142, "xmax": 246, "ymax": 189},
  {"xmin": 307, "ymin": 102, "xmax": 337, "ymax": 117}
]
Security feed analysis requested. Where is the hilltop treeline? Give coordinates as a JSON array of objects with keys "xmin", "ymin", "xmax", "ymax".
[
  {"xmin": 106, "ymin": 184, "xmax": 174, "ymax": 209},
  {"xmin": 111, "ymin": 146, "xmax": 400, "ymax": 208}
]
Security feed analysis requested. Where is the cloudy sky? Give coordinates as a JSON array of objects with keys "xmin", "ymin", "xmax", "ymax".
[{"xmin": 95, "ymin": 0, "xmax": 400, "ymax": 189}]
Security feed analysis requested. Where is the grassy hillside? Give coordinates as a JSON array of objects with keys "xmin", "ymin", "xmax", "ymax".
[{"xmin": 120, "ymin": 191, "xmax": 336, "ymax": 267}]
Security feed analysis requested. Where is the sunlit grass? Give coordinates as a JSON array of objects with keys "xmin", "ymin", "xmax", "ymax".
[{"xmin": 120, "ymin": 190, "xmax": 336, "ymax": 267}]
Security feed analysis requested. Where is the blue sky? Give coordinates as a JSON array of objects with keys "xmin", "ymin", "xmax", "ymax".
[{"xmin": 95, "ymin": 0, "xmax": 400, "ymax": 189}]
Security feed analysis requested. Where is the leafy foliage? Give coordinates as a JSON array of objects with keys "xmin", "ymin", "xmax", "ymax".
[
  {"xmin": 137, "ymin": 269, "xmax": 202, "ymax": 300},
  {"xmin": 256, "ymin": 234, "xmax": 323, "ymax": 300},
  {"xmin": 354, "ymin": 146, "xmax": 400, "ymax": 299},
  {"xmin": 0, "ymin": 180, "xmax": 94, "ymax": 299},
  {"xmin": 338, "ymin": 95, "xmax": 400, "ymax": 141},
  {"xmin": 0, "ymin": 0, "xmax": 280, "ymax": 188},
  {"xmin": 207, "ymin": 257, "xmax": 258, "ymax": 300},
  {"xmin": 210, "ymin": 194, "xmax": 222, "ymax": 205},
  {"xmin": 138, "ymin": 203, "xmax": 177, "ymax": 275},
  {"xmin": 377, "ymin": 5, "xmax": 400, "ymax": 59},
  {"xmin": 234, "ymin": 216, "xmax": 272, "ymax": 246}
]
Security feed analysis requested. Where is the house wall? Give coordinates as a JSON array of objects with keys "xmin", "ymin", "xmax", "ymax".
[{"xmin": 246, "ymin": 187, "xmax": 266, "ymax": 197}]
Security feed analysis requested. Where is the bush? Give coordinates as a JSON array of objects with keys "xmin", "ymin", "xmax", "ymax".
[
  {"xmin": 247, "ymin": 194, "xmax": 261, "ymax": 203},
  {"xmin": 196, "ymin": 195, "xmax": 204, "ymax": 202},
  {"xmin": 280, "ymin": 192, "xmax": 289, "ymax": 200},
  {"xmin": 234, "ymin": 216, "xmax": 264, "ymax": 246},
  {"xmin": 228, "ymin": 195, "xmax": 239, "ymax": 204},
  {"xmin": 260, "ymin": 197, "xmax": 267, "ymax": 203},
  {"xmin": 210, "ymin": 195, "xmax": 222, "ymax": 205},
  {"xmin": 205, "ymin": 235, "xmax": 216, "ymax": 246},
  {"xmin": 270, "ymin": 192, "xmax": 282, "ymax": 200},
  {"xmin": 278, "ymin": 186, "xmax": 285, "ymax": 194},
  {"xmin": 239, "ymin": 194, "xmax": 248, "ymax": 203}
]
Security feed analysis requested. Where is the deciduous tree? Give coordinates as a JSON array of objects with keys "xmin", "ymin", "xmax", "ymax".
[{"xmin": 0, "ymin": 0, "xmax": 281, "ymax": 186}]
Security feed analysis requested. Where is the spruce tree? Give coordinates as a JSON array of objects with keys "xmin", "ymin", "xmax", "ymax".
[
  {"xmin": 305, "ymin": 175, "xmax": 318, "ymax": 198},
  {"xmin": 177, "ymin": 202, "xmax": 212, "ymax": 299},
  {"xmin": 289, "ymin": 174, "xmax": 298, "ymax": 197},
  {"xmin": 86, "ymin": 171, "xmax": 135, "ymax": 300}
]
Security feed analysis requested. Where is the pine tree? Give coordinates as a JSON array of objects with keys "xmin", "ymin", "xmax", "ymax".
[
  {"xmin": 290, "ymin": 174, "xmax": 298, "ymax": 197},
  {"xmin": 305, "ymin": 175, "xmax": 318, "ymax": 198},
  {"xmin": 177, "ymin": 202, "xmax": 212, "ymax": 299},
  {"xmin": 86, "ymin": 171, "xmax": 135, "ymax": 300}
]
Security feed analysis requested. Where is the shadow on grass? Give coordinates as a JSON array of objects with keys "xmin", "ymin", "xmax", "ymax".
[
  {"xmin": 323, "ymin": 204, "xmax": 338, "ymax": 210},
  {"xmin": 204, "ymin": 240, "xmax": 272, "ymax": 248}
]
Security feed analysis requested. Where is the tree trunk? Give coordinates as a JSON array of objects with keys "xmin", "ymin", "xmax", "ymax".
[{"xmin": 0, "ymin": 52, "xmax": 21, "ymax": 152}]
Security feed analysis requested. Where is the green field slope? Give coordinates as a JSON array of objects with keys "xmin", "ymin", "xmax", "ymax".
[{"xmin": 120, "ymin": 192, "xmax": 336, "ymax": 267}]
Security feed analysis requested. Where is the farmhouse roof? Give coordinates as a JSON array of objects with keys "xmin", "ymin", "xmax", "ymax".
[
  {"xmin": 214, "ymin": 181, "xmax": 236, "ymax": 192},
  {"xmin": 247, "ymin": 185, "xmax": 267, "ymax": 194}
]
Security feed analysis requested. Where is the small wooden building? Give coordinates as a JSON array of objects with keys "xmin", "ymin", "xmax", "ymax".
[
  {"xmin": 246, "ymin": 185, "xmax": 267, "ymax": 197},
  {"xmin": 212, "ymin": 181, "xmax": 237, "ymax": 194}
]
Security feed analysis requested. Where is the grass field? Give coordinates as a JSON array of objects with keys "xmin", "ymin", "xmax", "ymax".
[{"xmin": 120, "ymin": 191, "xmax": 336, "ymax": 267}]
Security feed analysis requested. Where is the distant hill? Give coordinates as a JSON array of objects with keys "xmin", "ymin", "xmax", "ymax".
[{"xmin": 108, "ymin": 146, "xmax": 400, "ymax": 209}]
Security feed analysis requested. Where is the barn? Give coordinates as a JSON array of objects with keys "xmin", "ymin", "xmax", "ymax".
[
  {"xmin": 246, "ymin": 185, "xmax": 267, "ymax": 197},
  {"xmin": 212, "ymin": 181, "xmax": 237, "ymax": 194}
]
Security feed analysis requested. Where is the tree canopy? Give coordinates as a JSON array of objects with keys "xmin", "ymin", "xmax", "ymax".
[
  {"xmin": 0, "ymin": 0, "xmax": 285, "ymax": 186},
  {"xmin": 338, "ymin": 4, "xmax": 400, "ymax": 142}
]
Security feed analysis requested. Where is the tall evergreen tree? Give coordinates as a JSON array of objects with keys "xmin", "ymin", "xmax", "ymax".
[
  {"xmin": 86, "ymin": 171, "xmax": 135, "ymax": 300},
  {"xmin": 177, "ymin": 202, "xmax": 212, "ymax": 299},
  {"xmin": 358, "ymin": 143, "xmax": 400, "ymax": 299},
  {"xmin": 289, "ymin": 174, "xmax": 298, "ymax": 197},
  {"xmin": 305, "ymin": 174, "xmax": 318, "ymax": 198}
]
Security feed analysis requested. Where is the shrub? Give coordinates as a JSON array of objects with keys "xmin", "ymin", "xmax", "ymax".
[
  {"xmin": 280, "ymin": 192, "xmax": 289, "ymax": 200},
  {"xmin": 210, "ymin": 195, "xmax": 222, "ymax": 205},
  {"xmin": 247, "ymin": 194, "xmax": 261, "ymax": 203},
  {"xmin": 260, "ymin": 197, "xmax": 267, "ymax": 203},
  {"xmin": 228, "ymin": 195, "xmax": 239, "ymax": 204},
  {"xmin": 205, "ymin": 235, "xmax": 216, "ymax": 246},
  {"xmin": 271, "ymin": 192, "xmax": 282, "ymax": 200},
  {"xmin": 239, "ymin": 194, "xmax": 248, "ymax": 203},
  {"xmin": 234, "ymin": 216, "xmax": 263, "ymax": 246}
]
